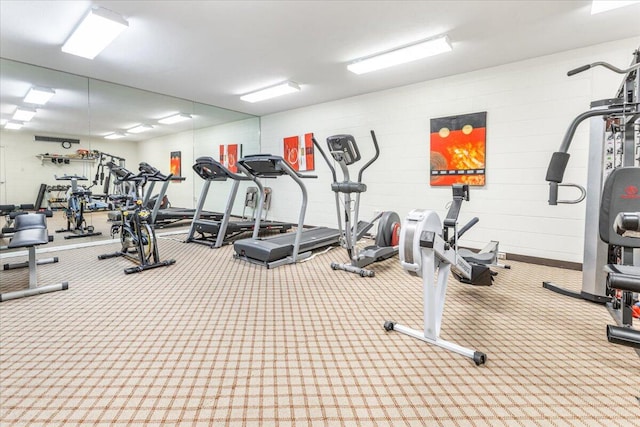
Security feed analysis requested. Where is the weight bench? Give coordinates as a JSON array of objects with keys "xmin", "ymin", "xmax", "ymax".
[
  {"xmin": 0, "ymin": 213, "xmax": 68, "ymax": 302},
  {"xmin": 1, "ymin": 204, "xmax": 52, "ymax": 237}
]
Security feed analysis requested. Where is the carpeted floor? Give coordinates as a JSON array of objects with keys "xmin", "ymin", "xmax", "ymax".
[{"xmin": 0, "ymin": 213, "xmax": 639, "ymax": 426}]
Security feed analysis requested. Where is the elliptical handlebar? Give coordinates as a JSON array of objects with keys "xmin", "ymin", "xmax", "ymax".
[
  {"xmin": 312, "ymin": 136, "xmax": 338, "ymax": 183},
  {"xmin": 357, "ymin": 130, "xmax": 380, "ymax": 183},
  {"xmin": 314, "ymin": 130, "xmax": 381, "ymax": 185}
]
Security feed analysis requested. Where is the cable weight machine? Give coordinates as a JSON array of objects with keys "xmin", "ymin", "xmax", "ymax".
[{"xmin": 544, "ymin": 49, "xmax": 640, "ymax": 304}]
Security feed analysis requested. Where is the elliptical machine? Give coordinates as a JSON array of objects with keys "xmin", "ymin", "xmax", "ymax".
[
  {"xmin": 313, "ymin": 130, "xmax": 400, "ymax": 277},
  {"xmin": 384, "ymin": 184, "xmax": 498, "ymax": 365}
]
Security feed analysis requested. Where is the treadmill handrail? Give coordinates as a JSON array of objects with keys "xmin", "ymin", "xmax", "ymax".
[
  {"xmin": 236, "ymin": 155, "xmax": 311, "ymax": 262},
  {"xmin": 138, "ymin": 162, "xmax": 173, "ymax": 181}
]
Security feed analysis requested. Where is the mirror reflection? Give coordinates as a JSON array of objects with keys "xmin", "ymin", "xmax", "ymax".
[{"xmin": 0, "ymin": 58, "xmax": 260, "ymax": 249}]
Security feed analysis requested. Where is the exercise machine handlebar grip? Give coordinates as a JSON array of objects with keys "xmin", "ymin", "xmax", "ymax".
[
  {"xmin": 546, "ymin": 152, "xmax": 570, "ymax": 183},
  {"xmin": 566, "ymin": 61, "xmax": 640, "ymax": 77},
  {"xmin": 607, "ymin": 272, "xmax": 640, "ymax": 294},
  {"xmin": 457, "ymin": 217, "xmax": 479, "ymax": 239},
  {"xmin": 606, "ymin": 325, "xmax": 640, "ymax": 349},
  {"xmin": 567, "ymin": 64, "xmax": 591, "ymax": 76},
  {"xmin": 614, "ymin": 212, "xmax": 640, "ymax": 234}
]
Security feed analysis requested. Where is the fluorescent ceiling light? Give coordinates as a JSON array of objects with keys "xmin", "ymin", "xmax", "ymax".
[
  {"xmin": 61, "ymin": 7, "xmax": 128, "ymax": 59},
  {"xmin": 240, "ymin": 81, "xmax": 301, "ymax": 103},
  {"xmin": 104, "ymin": 132, "xmax": 127, "ymax": 140},
  {"xmin": 5, "ymin": 121, "xmax": 24, "ymax": 130},
  {"xmin": 24, "ymin": 86, "xmax": 56, "ymax": 105},
  {"xmin": 591, "ymin": 0, "xmax": 640, "ymax": 14},
  {"xmin": 13, "ymin": 107, "xmax": 37, "ymax": 122},
  {"xmin": 347, "ymin": 35, "xmax": 452, "ymax": 75},
  {"xmin": 128, "ymin": 124, "xmax": 154, "ymax": 134},
  {"xmin": 158, "ymin": 113, "xmax": 192, "ymax": 124}
]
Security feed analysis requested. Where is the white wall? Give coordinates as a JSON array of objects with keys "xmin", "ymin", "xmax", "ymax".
[
  {"xmin": 258, "ymin": 37, "xmax": 640, "ymax": 263},
  {"xmin": 0, "ymin": 130, "xmax": 138, "ymax": 206}
]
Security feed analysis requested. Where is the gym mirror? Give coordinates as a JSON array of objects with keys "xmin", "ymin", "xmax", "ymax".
[{"xmin": 0, "ymin": 58, "xmax": 259, "ymax": 247}]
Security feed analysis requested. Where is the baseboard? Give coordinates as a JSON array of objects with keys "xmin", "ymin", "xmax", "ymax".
[
  {"xmin": 504, "ymin": 253, "xmax": 582, "ymax": 271},
  {"xmin": 459, "ymin": 246, "xmax": 582, "ymax": 271}
]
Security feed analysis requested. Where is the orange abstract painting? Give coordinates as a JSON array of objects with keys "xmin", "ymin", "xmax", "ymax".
[
  {"xmin": 430, "ymin": 112, "xmax": 486, "ymax": 186},
  {"xmin": 170, "ymin": 151, "xmax": 182, "ymax": 182}
]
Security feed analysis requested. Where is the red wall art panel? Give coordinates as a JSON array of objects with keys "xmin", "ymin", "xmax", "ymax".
[
  {"xmin": 283, "ymin": 133, "xmax": 315, "ymax": 171},
  {"xmin": 170, "ymin": 151, "xmax": 182, "ymax": 182},
  {"xmin": 430, "ymin": 112, "xmax": 487, "ymax": 186},
  {"xmin": 219, "ymin": 144, "xmax": 242, "ymax": 173}
]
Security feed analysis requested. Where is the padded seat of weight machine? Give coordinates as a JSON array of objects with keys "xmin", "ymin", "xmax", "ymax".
[
  {"xmin": 8, "ymin": 228, "xmax": 49, "ymax": 248},
  {"xmin": 13, "ymin": 213, "xmax": 47, "ymax": 230},
  {"xmin": 458, "ymin": 248, "xmax": 495, "ymax": 265}
]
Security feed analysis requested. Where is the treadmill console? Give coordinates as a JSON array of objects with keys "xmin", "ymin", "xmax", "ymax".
[
  {"xmin": 238, "ymin": 155, "xmax": 287, "ymax": 177},
  {"xmin": 193, "ymin": 157, "xmax": 230, "ymax": 181},
  {"xmin": 326, "ymin": 134, "xmax": 361, "ymax": 165}
]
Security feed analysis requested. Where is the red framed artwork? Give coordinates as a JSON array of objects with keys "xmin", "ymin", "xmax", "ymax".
[
  {"xmin": 170, "ymin": 151, "xmax": 182, "ymax": 182},
  {"xmin": 283, "ymin": 133, "xmax": 315, "ymax": 171},
  {"xmin": 430, "ymin": 112, "xmax": 487, "ymax": 186},
  {"xmin": 219, "ymin": 144, "xmax": 242, "ymax": 173}
]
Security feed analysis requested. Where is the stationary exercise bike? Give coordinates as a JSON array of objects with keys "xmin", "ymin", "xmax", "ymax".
[
  {"xmin": 384, "ymin": 184, "xmax": 502, "ymax": 365},
  {"xmin": 98, "ymin": 165, "xmax": 176, "ymax": 274},
  {"xmin": 313, "ymin": 130, "xmax": 401, "ymax": 277},
  {"xmin": 54, "ymin": 174, "xmax": 102, "ymax": 240}
]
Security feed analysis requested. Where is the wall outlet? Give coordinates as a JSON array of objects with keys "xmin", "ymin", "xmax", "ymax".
[{"xmin": 497, "ymin": 252, "xmax": 507, "ymax": 260}]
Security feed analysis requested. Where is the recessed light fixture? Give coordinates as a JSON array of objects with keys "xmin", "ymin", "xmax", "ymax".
[
  {"xmin": 240, "ymin": 81, "xmax": 301, "ymax": 103},
  {"xmin": 591, "ymin": 0, "xmax": 640, "ymax": 14},
  {"xmin": 24, "ymin": 86, "xmax": 56, "ymax": 105},
  {"xmin": 347, "ymin": 35, "xmax": 452, "ymax": 75},
  {"xmin": 127, "ymin": 124, "xmax": 154, "ymax": 134},
  {"xmin": 5, "ymin": 121, "xmax": 24, "ymax": 130},
  {"xmin": 61, "ymin": 6, "xmax": 128, "ymax": 59},
  {"xmin": 158, "ymin": 113, "xmax": 192, "ymax": 125},
  {"xmin": 13, "ymin": 107, "xmax": 37, "ymax": 122},
  {"xmin": 104, "ymin": 132, "xmax": 127, "ymax": 140}
]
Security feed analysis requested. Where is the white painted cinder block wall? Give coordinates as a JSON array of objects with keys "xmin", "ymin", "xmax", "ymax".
[{"xmin": 258, "ymin": 37, "xmax": 640, "ymax": 263}]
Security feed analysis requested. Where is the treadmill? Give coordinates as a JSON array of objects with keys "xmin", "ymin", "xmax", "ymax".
[
  {"xmin": 233, "ymin": 154, "xmax": 341, "ymax": 268},
  {"xmin": 186, "ymin": 156, "xmax": 292, "ymax": 248},
  {"xmin": 138, "ymin": 162, "xmax": 223, "ymax": 227}
]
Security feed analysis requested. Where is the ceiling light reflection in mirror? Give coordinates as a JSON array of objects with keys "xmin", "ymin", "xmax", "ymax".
[{"xmin": 1, "ymin": 58, "xmax": 257, "ymax": 143}]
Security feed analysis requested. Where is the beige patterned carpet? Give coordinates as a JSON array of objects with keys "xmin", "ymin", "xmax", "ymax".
[{"xmin": 1, "ymin": 212, "xmax": 638, "ymax": 426}]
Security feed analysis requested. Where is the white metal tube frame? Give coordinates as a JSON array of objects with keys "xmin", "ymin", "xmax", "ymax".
[{"xmin": 384, "ymin": 209, "xmax": 487, "ymax": 365}]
